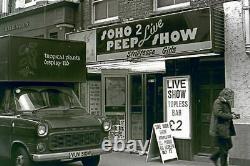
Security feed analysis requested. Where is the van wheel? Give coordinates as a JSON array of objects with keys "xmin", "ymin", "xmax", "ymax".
[
  {"xmin": 81, "ymin": 155, "xmax": 100, "ymax": 166},
  {"xmin": 12, "ymin": 147, "xmax": 32, "ymax": 166}
]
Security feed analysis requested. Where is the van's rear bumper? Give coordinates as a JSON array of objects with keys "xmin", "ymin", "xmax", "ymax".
[{"xmin": 32, "ymin": 148, "xmax": 107, "ymax": 162}]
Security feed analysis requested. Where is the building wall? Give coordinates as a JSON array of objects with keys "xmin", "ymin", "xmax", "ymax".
[
  {"xmin": 224, "ymin": 1, "xmax": 250, "ymax": 165},
  {"xmin": 0, "ymin": 1, "xmax": 77, "ymax": 39},
  {"xmin": 82, "ymin": 0, "xmax": 154, "ymax": 28},
  {"xmin": 79, "ymin": 0, "xmax": 250, "ymax": 164},
  {"xmin": 82, "ymin": 0, "xmax": 91, "ymax": 29},
  {"xmin": 74, "ymin": 0, "xmax": 250, "ymax": 163},
  {"xmin": 119, "ymin": 0, "xmax": 152, "ymax": 21}
]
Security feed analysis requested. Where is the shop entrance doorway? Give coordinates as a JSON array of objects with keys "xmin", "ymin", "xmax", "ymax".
[
  {"xmin": 128, "ymin": 74, "xmax": 164, "ymax": 141},
  {"xmin": 197, "ymin": 60, "xmax": 225, "ymax": 154},
  {"xmin": 102, "ymin": 71, "xmax": 164, "ymax": 141},
  {"xmin": 145, "ymin": 74, "xmax": 164, "ymax": 140},
  {"xmin": 102, "ymin": 70, "xmax": 128, "ymax": 140}
]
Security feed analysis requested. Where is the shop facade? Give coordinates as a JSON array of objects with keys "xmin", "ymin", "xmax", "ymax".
[
  {"xmin": 1, "ymin": 0, "xmax": 249, "ymax": 165},
  {"xmin": 0, "ymin": 1, "xmax": 78, "ymax": 39},
  {"xmin": 67, "ymin": 6, "xmax": 225, "ymax": 160}
]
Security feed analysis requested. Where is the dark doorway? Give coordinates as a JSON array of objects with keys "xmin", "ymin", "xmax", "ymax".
[
  {"xmin": 146, "ymin": 74, "xmax": 163, "ymax": 140},
  {"xmin": 196, "ymin": 60, "xmax": 225, "ymax": 154}
]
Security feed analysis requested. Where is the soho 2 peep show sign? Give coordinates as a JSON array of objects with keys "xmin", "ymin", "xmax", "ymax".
[{"xmin": 96, "ymin": 8, "xmax": 211, "ymax": 61}]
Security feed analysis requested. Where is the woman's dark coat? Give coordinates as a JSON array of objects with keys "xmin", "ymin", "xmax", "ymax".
[{"xmin": 209, "ymin": 97, "xmax": 236, "ymax": 138}]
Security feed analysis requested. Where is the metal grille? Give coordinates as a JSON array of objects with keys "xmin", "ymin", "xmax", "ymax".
[{"xmin": 49, "ymin": 131, "xmax": 101, "ymax": 150}]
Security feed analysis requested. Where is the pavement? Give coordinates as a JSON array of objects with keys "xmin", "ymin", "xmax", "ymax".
[
  {"xmin": 65, "ymin": 152, "xmax": 217, "ymax": 166},
  {"xmin": 2, "ymin": 152, "xmax": 236, "ymax": 166},
  {"xmin": 98, "ymin": 152, "xmax": 215, "ymax": 166}
]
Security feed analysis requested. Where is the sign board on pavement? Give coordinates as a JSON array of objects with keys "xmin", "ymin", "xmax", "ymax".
[{"xmin": 146, "ymin": 122, "xmax": 178, "ymax": 164}]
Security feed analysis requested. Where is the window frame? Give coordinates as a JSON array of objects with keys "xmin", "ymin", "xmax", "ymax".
[
  {"xmin": 153, "ymin": 0, "xmax": 190, "ymax": 12},
  {"xmin": 0, "ymin": 0, "xmax": 2, "ymax": 14},
  {"xmin": 24, "ymin": 0, "xmax": 36, "ymax": 8},
  {"xmin": 92, "ymin": 0, "xmax": 118, "ymax": 24},
  {"xmin": 1, "ymin": 0, "xmax": 9, "ymax": 13},
  {"xmin": 49, "ymin": 32, "xmax": 58, "ymax": 39}
]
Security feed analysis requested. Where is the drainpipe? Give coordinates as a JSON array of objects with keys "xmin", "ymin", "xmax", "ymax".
[{"xmin": 79, "ymin": 0, "xmax": 84, "ymax": 30}]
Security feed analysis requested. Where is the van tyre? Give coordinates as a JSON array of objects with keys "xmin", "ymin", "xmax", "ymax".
[
  {"xmin": 81, "ymin": 155, "xmax": 100, "ymax": 166},
  {"xmin": 12, "ymin": 147, "xmax": 32, "ymax": 166}
]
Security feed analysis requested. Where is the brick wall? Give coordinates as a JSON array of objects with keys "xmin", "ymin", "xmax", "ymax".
[
  {"xmin": 83, "ymin": 0, "xmax": 91, "ymax": 29},
  {"xmin": 224, "ymin": 1, "xmax": 250, "ymax": 165},
  {"xmin": 230, "ymin": 124, "xmax": 250, "ymax": 166},
  {"xmin": 119, "ymin": 0, "xmax": 152, "ymax": 21}
]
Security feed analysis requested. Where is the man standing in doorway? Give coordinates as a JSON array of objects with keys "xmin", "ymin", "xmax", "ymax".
[{"xmin": 209, "ymin": 88, "xmax": 239, "ymax": 166}]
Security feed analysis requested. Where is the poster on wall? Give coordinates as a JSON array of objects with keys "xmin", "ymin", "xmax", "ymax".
[
  {"xmin": 105, "ymin": 77, "xmax": 126, "ymax": 106},
  {"xmin": 79, "ymin": 82, "xmax": 88, "ymax": 109},
  {"xmin": 163, "ymin": 76, "xmax": 191, "ymax": 139},
  {"xmin": 107, "ymin": 114, "xmax": 126, "ymax": 140},
  {"xmin": 88, "ymin": 81, "xmax": 102, "ymax": 116}
]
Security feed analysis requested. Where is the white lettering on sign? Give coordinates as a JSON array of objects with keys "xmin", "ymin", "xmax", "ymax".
[
  {"xmin": 153, "ymin": 28, "xmax": 198, "ymax": 45},
  {"xmin": 43, "ymin": 53, "xmax": 80, "ymax": 67},
  {"xmin": 106, "ymin": 37, "xmax": 139, "ymax": 51},
  {"xmin": 101, "ymin": 26, "xmax": 132, "ymax": 40},
  {"xmin": 100, "ymin": 18, "xmax": 198, "ymax": 52},
  {"xmin": 138, "ymin": 19, "xmax": 164, "ymax": 47},
  {"xmin": 162, "ymin": 46, "xmax": 177, "ymax": 55},
  {"xmin": 126, "ymin": 48, "xmax": 155, "ymax": 60}
]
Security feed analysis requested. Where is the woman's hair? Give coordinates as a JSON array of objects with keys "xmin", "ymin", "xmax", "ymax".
[{"xmin": 219, "ymin": 88, "xmax": 234, "ymax": 100}]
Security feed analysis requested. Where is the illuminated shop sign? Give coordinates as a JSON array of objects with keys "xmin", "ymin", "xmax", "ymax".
[{"xmin": 96, "ymin": 8, "xmax": 212, "ymax": 61}]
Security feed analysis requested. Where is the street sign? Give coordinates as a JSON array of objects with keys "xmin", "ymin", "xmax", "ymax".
[
  {"xmin": 146, "ymin": 122, "xmax": 178, "ymax": 164},
  {"xmin": 190, "ymin": 0, "xmax": 239, "ymax": 8}
]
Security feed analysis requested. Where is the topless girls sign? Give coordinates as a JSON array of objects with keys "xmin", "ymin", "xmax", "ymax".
[{"xmin": 96, "ymin": 8, "xmax": 212, "ymax": 61}]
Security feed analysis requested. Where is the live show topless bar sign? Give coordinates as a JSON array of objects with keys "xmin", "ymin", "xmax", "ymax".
[
  {"xmin": 163, "ymin": 76, "xmax": 191, "ymax": 139},
  {"xmin": 96, "ymin": 8, "xmax": 212, "ymax": 61}
]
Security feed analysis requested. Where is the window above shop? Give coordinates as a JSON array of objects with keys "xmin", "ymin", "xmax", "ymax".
[
  {"xmin": 92, "ymin": 0, "xmax": 118, "ymax": 24},
  {"xmin": 15, "ymin": 0, "xmax": 35, "ymax": 8},
  {"xmin": 26, "ymin": 0, "xmax": 36, "ymax": 7},
  {"xmin": 49, "ymin": 32, "xmax": 58, "ymax": 39},
  {"xmin": 15, "ymin": 0, "xmax": 78, "ymax": 9},
  {"xmin": 154, "ymin": 0, "xmax": 190, "ymax": 11},
  {"xmin": 0, "ymin": 0, "xmax": 3, "ymax": 13},
  {"xmin": 1, "ymin": 0, "xmax": 9, "ymax": 13}
]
